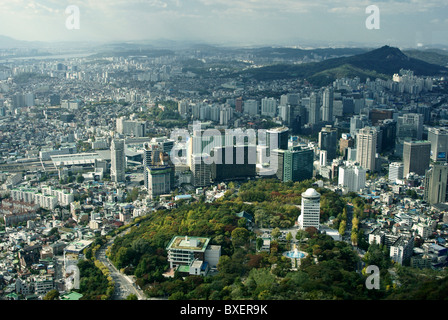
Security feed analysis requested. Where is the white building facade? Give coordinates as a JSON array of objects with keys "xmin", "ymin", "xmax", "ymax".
[{"xmin": 298, "ymin": 188, "xmax": 321, "ymax": 230}]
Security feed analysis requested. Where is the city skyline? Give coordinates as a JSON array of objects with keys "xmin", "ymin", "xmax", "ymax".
[{"xmin": 0, "ymin": 0, "xmax": 447, "ymax": 48}]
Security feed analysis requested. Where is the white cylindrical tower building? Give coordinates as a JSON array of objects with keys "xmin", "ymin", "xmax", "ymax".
[{"xmin": 298, "ymin": 188, "xmax": 321, "ymax": 230}]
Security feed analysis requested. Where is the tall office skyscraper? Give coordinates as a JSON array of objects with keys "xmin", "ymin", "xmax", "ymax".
[
  {"xmin": 424, "ymin": 164, "xmax": 448, "ymax": 205},
  {"xmin": 274, "ymin": 146, "xmax": 314, "ymax": 182},
  {"xmin": 278, "ymin": 104, "xmax": 292, "ymax": 125},
  {"xmin": 403, "ymin": 140, "xmax": 431, "ymax": 176},
  {"xmin": 318, "ymin": 125, "xmax": 338, "ymax": 163},
  {"xmin": 321, "ymin": 87, "xmax": 334, "ymax": 122},
  {"xmin": 266, "ymin": 127, "xmax": 289, "ymax": 153},
  {"xmin": 210, "ymin": 145, "xmax": 256, "ymax": 182},
  {"xmin": 428, "ymin": 127, "xmax": 448, "ymax": 162},
  {"xmin": 309, "ymin": 92, "xmax": 320, "ymax": 125},
  {"xmin": 298, "ymin": 188, "xmax": 321, "ymax": 230},
  {"xmin": 111, "ymin": 139, "xmax": 126, "ymax": 183},
  {"xmin": 377, "ymin": 119, "xmax": 396, "ymax": 153},
  {"xmin": 396, "ymin": 113, "xmax": 423, "ymax": 141},
  {"xmin": 417, "ymin": 104, "xmax": 431, "ymax": 124},
  {"xmin": 235, "ymin": 97, "xmax": 243, "ymax": 113},
  {"xmin": 143, "ymin": 140, "xmax": 175, "ymax": 190},
  {"xmin": 356, "ymin": 127, "xmax": 378, "ymax": 172},
  {"xmin": 146, "ymin": 151, "xmax": 175, "ymax": 199},
  {"xmin": 191, "ymin": 154, "xmax": 211, "ymax": 187}
]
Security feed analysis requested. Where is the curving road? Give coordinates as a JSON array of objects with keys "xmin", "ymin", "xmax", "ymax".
[{"xmin": 96, "ymin": 239, "xmax": 147, "ymax": 300}]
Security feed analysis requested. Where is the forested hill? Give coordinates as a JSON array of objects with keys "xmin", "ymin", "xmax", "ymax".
[
  {"xmin": 238, "ymin": 45, "xmax": 448, "ymax": 86},
  {"xmin": 100, "ymin": 178, "xmax": 448, "ymax": 300}
]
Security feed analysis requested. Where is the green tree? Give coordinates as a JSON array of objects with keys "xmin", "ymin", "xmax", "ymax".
[
  {"xmin": 76, "ymin": 174, "xmax": 85, "ymax": 184},
  {"xmin": 271, "ymin": 227, "xmax": 281, "ymax": 240},
  {"xmin": 295, "ymin": 229, "xmax": 307, "ymax": 251},
  {"xmin": 237, "ymin": 217, "xmax": 247, "ymax": 228},
  {"xmin": 351, "ymin": 231, "xmax": 358, "ymax": 246},
  {"xmin": 338, "ymin": 220, "xmax": 346, "ymax": 236},
  {"xmin": 43, "ymin": 289, "xmax": 60, "ymax": 300},
  {"xmin": 231, "ymin": 227, "xmax": 250, "ymax": 247},
  {"xmin": 286, "ymin": 232, "xmax": 293, "ymax": 249},
  {"xmin": 256, "ymin": 237, "xmax": 264, "ymax": 251}
]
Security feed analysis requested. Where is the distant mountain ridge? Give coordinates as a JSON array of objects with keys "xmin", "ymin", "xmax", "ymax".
[{"xmin": 239, "ymin": 45, "xmax": 448, "ymax": 86}]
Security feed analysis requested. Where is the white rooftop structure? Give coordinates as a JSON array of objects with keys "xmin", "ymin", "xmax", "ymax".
[{"xmin": 303, "ymin": 188, "xmax": 320, "ymax": 198}]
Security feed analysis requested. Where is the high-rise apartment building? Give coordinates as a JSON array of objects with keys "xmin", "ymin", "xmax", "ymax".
[
  {"xmin": 350, "ymin": 115, "xmax": 370, "ymax": 138},
  {"xmin": 178, "ymin": 100, "xmax": 190, "ymax": 118},
  {"xmin": 338, "ymin": 165, "xmax": 367, "ymax": 192},
  {"xmin": 243, "ymin": 99, "xmax": 259, "ymax": 116},
  {"xmin": 261, "ymin": 97, "xmax": 277, "ymax": 118},
  {"xmin": 116, "ymin": 117, "xmax": 146, "ymax": 137},
  {"xmin": 389, "ymin": 162, "xmax": 404, "ymax": 183},
  {"xmin": 356, "ymin": 127, "xmax": 378, "ymax": 172}
]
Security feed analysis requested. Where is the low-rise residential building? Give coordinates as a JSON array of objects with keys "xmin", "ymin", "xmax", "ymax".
[
  {"xmin": 390, "ymin": 236, "xmax": 414, "ymax": 265},
  {"xmin": 166, "ymin": 235, "xmax": 221, "ymax": 275}
]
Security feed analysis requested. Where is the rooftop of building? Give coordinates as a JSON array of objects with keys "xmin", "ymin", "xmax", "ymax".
[
  {"xmin": 166, "ymin": 235, "xmax": 210, "ymax": 252},
  {"xmin": 302, "ymin": 188, "xmax": 320, "ymax": 198},
  {"xmin": 64, "ymin": 239, "xmax": 93, "ymax": 254},
  {"xmin": 267, "ymin": 127, "xmax": 289, "ymax": 133},
  {"xmin": 403, "ymin": 140, "xmax": 430, "ymax": 145},
  {"xmin": 60, "ymin": 292, "xmax": 83, "ymax": 300}
]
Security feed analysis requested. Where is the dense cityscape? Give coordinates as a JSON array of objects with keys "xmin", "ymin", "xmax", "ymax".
[{"xmin": 1, "ymin": 3, "xmax": 448, "ymax": 308}]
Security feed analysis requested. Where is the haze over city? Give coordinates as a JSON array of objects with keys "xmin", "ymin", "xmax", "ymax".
[{"xmin": 0, "ymin": 0, "xmax": 447, "ymax": 48}]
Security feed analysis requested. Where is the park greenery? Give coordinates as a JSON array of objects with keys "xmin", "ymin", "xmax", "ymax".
[{"xmin": 91, "ymin": 178, "xmax": 448, "ymax": 300}]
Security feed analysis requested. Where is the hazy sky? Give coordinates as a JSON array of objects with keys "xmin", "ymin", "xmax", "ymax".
[{"xmin": 0, "ymin": 0, "xmax": 447, "ymax": 48}]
